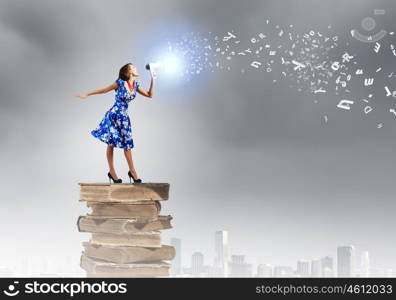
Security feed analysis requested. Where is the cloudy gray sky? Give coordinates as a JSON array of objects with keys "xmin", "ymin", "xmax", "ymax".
[{"xmin": 1, "ymin": 0, "xmax": 395, "ymax": 276}]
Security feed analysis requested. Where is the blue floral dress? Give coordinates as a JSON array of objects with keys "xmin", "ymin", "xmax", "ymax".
[{"xmin": 91, "ymin": 78, "xmax": 140, "ymax": 149}]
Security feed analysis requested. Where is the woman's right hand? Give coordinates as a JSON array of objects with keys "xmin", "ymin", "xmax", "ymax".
[
  {"xmin": 75, "ymin": 93, "xmax": 88, "ymax": 99},
  {"xmin": 150, "ymin": 70, "xmax": 157, "ymax": 80}
]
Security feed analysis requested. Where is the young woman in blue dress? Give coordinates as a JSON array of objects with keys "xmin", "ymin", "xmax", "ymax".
[{"xmin": 75, "ymin": 63, "xmax": 156, "ymax": 184}]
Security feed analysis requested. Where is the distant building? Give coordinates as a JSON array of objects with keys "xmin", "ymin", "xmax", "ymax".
[
  {"xmin": 369, "ymin": 268, "xmax": 384, "ymax": 277},
  {"xmin": 191, "ymin": 252, "xmax": 205, "ymax": 277},
  {"xmin": 337, "ymin": 246, "xmax": 356, "ymax": 277},
  {"xmin": 370, "ymin": 268, "xmax": 394, "ymax": 278},
  {"xmin": 206, "ymin": 265, "xmax": 223, "ymax": 277},
  {"xmin": 256, "ymin": 264, "xmax": 273, "ymax": 277},
  {"xmin": 210, "ymin": 263, "xmax": 224, "ymax": 278},
  {"xmin": 385, "ymin": 269, "xmax": 395, "ymax": 278},
  {"xmin": 181, "ymin": 267, "xmax": 193, "ymax": 277},
  {"xmin": 0, "ymin": 267, "xmax": 13, "ymax": 276},
  {"xmin": 229, "ymin": 255, "xmax": 252, "ymax": 277},
  {"xmin": 311, "ymin": 259, "xmax": 321, "ymax": 277},
  {"xmin": 297, "ymin": 260, "xmax": 310, "ymax": 277},
  {"xmin": 273, "ymin": 266, "xmax": 294, "ymax": 277},
  {"xmin": 214, "ymin": 231, "xmax": 229, "ymax": 277},
  {"xmin": 170, "ymin": 238, "xmax": 182, "ymax": 276},
  {"xmin": 321, "ymin": 256, "xmax": 334, "ymax": 277},
  {"xmin": 359, "ymin": 251, "xmax": 370, "ymax": 277}
]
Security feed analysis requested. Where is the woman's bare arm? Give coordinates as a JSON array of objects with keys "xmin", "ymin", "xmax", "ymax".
[
  {"xmin": 75, "ymin": 82, "xmax": 118, "ymax": 99},
  {"xmin": 137, "ymin": 86, "xmax": 153, "ymax": 98},
  {"xmin": 137, "ymin": 70, "xmax": 156, "ymax": 98}
]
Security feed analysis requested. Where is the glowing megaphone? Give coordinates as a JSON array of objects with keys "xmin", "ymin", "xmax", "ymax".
[
  {"xmin": 145, "ymin": 54, "xmax": 183, "ymax": 78},
  {"xmin": 145, "ymin": 61, "xmax": 164, "ymax": 71}
]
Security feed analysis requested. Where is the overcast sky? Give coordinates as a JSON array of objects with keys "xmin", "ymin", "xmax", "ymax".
[{"xmin": 1, "ymin": 0, "xmax": 395, "ymax": 276}]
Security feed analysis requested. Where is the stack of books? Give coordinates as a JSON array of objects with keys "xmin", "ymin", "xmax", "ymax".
[{"xmin": 77, "ymin": 182, "xmax": 175, "ymax": 277}]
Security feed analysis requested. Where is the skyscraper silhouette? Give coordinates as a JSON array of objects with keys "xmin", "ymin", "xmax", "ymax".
[
  {"xmin": 311, "ymin": 259, "xmax": 321, "ymax": 277},
  {"xmin": 360, "ymin": 251, "xmax": 370, "ymax": 277},
  {"xmin": 256, "ymin": 264, "xmax": 273, "ymax": 277},
  {"xmin": 170, "ymin": 238, "xmax": 182, "ymax": 276},
  {"xmin": 191, "ymin": 252, "xmax": 205, "ymax": 277},
  {"xmin": 214, "ymin": 231, "xmax": 229, "ymax": 277},
  {"xmin": 229, "ymin": 255, "xmax": 252, "ymax": 277},
  {"xmin": 321, "ymin": 256, "xmax": 334, "ymax": 277},
  {"xmin": 337, "ymin": 246, "xmax": 356, "ymax": 277},
  {"xmin": 297, "ymin": 260, "xmax": 310, "ymax": 277}
]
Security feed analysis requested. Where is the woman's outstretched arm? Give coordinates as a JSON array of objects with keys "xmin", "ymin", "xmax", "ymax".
[
  {"xmin": 137, "ymin": 70, "xmax": 156, "ymax": 98},
  {"xmin": 75, "ymin": 82, "xmax": 118, "ymax": 99}
]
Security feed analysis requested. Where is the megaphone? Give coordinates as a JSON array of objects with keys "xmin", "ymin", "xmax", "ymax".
[
  {"xmin": 145, "ymin": 61, "xmax": 163, "ymax": 71},
  {"xmin": 145, "ymin": 54, "xmax": 182, "ymax": 78}
]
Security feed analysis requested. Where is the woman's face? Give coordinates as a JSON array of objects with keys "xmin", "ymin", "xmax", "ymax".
[{"xmin": 128, "ymin": 64, "xmax": 139, "ymax": 78}]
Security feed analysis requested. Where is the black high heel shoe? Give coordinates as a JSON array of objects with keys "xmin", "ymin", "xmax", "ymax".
[
  {"xmin": 128, "ymin": 171, "xmax": 142, "ymax": 183},
  {"xmin": 108, "ymin": 172, "xmax": 122, "ymax": 184}
]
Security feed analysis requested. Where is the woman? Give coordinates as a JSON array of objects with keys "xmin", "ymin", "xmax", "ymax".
[{"xmin": 75, "ymin": 63, "xmax": 156, "ymax": 184}]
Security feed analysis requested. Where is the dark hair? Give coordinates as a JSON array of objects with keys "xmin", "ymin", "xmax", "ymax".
[{"xmin": 118, "ymin": 63, "xmax": 132, "ymax": 81}]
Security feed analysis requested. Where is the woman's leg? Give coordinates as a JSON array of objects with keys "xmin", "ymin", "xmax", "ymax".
[
  {"xmin": 124, "ymin": 149, "xmax": 139, "ymax": 179},
  {"xmin": 106, "ymin": 145, "xmax": 119, "ymax": 179}
]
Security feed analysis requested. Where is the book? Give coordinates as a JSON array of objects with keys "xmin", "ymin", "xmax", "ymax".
[
  {"xmin": 79, "ymin": 183, "xmax": 169, "ymax": 203},
  {"xmin": 77, "ymin": 215, "xmax": 173, "ymax": 234},
  {"xmin": 90, "ymin": 231, "xmax": 162, "ymax": 247},
  {"xmin": 80, "ymin": 252, "xmax": 171, "ymax": 277},
  {"xmin": 86, "ymin": 201, "xmax": 161, "ymax": 218},
  {"xmin": 82, "ymin": 242, "xmax": 176, "ymax": 264}
]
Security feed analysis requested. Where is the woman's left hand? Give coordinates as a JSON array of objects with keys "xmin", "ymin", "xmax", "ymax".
[{"xmin": 75, "ymin": 93, "xmax": 88, "ymax": 99}]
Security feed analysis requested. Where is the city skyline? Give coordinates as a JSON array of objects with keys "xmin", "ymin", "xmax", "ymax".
[{"xmin": 169, "ymin": 231, "xmax": 395, "ymax": 278}]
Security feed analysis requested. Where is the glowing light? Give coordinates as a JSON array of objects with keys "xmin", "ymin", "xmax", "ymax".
[
  {"xmin": 148, "ymin": 52, "xmax": 184, "ymax": 79},
  {"xmin": 160, "ymin": 53, "xmax": 183, "ymax": 77}
]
